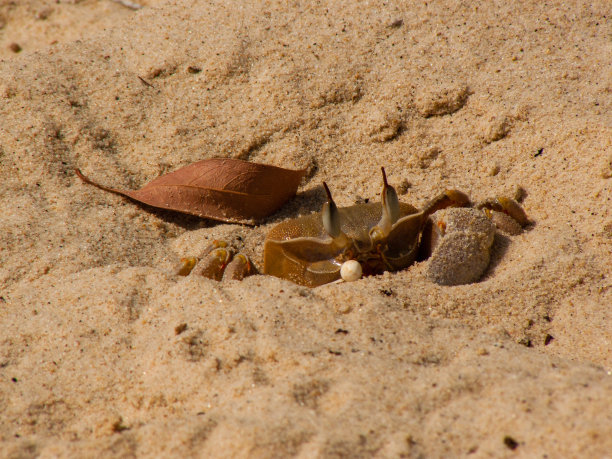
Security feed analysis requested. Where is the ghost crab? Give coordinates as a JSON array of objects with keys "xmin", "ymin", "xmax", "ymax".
[{"xmin": 177, "ymin": 168, "xmax": 529, "ymax": 287}]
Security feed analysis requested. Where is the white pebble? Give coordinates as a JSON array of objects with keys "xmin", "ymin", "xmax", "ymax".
[{"xmin": 340, "ymin": 260, "xmax": 362, "ymax": 282}]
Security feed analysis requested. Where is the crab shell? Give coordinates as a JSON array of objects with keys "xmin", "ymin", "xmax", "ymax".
[{"xmin": 263, "ymin": 202, "xmax": 425, "ymax": 287}]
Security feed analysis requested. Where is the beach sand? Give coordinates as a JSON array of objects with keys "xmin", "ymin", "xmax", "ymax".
[{"xmin": 1, "ymin": 0, "xmax": 610, "ymax": 457}]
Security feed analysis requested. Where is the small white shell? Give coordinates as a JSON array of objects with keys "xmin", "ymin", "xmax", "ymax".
[{"xmin": 340, "ymin": 260, "xmax": 362, "ymax": 282}]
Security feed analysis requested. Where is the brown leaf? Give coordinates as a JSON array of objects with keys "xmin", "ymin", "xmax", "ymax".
[{"xmin": 75, "ymin": 158, "xmax": 306, "ymax": 224}]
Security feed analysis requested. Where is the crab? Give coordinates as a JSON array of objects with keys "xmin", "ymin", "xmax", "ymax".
[{"xmin": 177, "ymin": 168, "xmax": 529, "ymax": 287}]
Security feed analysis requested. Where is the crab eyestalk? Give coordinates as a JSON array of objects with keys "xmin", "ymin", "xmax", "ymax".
[
  {"xmin": 321, "ymin": 182, "xmax": 351, "ymax": 250},
  {"xmin": 322, "ymin": 182, "xmax": 341, "ymax": 238},
  {"xmin": 371, "ymin": 167, "xmax": 401, "ymax": 241}
]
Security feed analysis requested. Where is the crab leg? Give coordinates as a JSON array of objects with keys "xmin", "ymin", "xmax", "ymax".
[
  {"xmin": 175, "ymin": 240, "xmax": 239, "ymax": 280},
  {"xmin": 476, "ymin": 197, "xmax": 530, "ymax": 235},
  {"xmin": 419, "ymin": 191, "xmax": 471, "ymax": 260},
  {"xmin": 198, "ymin": 246, "xmax": 233, "ymax": 280},
  {"xmin": 176, "ymin": 257, "xmax": 198, "ymax": 276},
  {"xmin": 223, "ymin": 253, "xmax": 253, "ymax": 280},
  {"xmin": 176, "ymin": 240, "xmax": 229, "ymax": 276},
  {"xmin": 477, "ymin": 197, "xmax": 529, "ymax": 225},
  {"xmin": 422, "ymin": 190, "xmax": 471, "ymax": 220}
]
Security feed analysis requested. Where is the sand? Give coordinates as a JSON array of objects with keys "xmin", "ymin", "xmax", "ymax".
[{"xmin": 1, "ymin": 0, "xmax": 610, "ymax": 457}]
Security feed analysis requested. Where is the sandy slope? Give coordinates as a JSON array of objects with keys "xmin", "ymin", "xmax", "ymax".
[{"xmin": 1, "ymin": 0, "xmax": 610, "ymax": 457}]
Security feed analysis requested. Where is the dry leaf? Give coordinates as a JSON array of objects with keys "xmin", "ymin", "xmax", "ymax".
[{"xmin": 75, "ymin": 158, "xmax": 306, "ymax": 224}]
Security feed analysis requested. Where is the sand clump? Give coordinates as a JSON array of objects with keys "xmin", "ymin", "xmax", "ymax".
[
  {"xmin": 426, "ymin": 208, "xmax": 496, "ymax": 286},
  {"xmin": 0, "ymin": 0, "xmax": 611, "ymax": 457}
]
